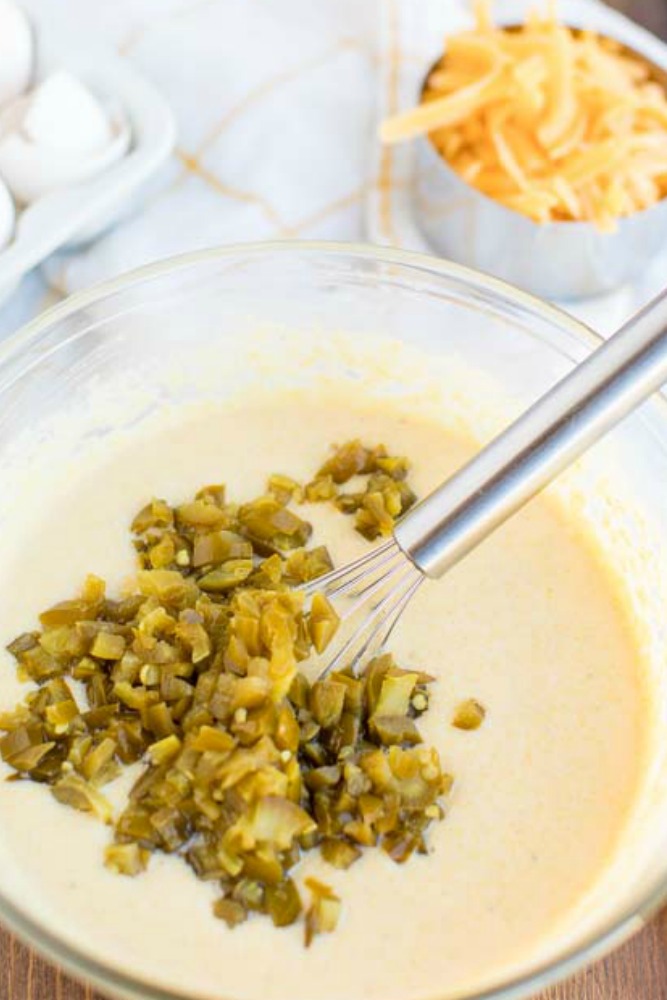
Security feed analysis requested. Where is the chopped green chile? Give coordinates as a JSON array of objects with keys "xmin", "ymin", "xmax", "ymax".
[
  {"xmin": 284, "ymin": 546, "xmax": 333, "ymax": 584},
  {"xmin": 265, "ymin": 877, "xmax": 302, "ymax": 927},
  {"xmin": 0, "ymin": 443, "xmax": 451, "ymax": 944},
  {"xmin": 308, "ymin": 593, "xmax": 340, "ymax": 654},
  {"xmin": 369, "ymin": 715, "xmax": 422, "ymax": 746},
  {"xmin": 213, "ymin": 898, "xmax": 248, "ymax": 928},
  {"xmin": 148, "ymin": 734, "xmax": 182, "ymax": 765},
  {"xmin": 52, "ymin": 774, "xmax": 113, "ymax": 822},
  {"xmin": 192, "ymin": 531, "xmax": 252, "ymax": 568},
  {"xmin": 452, "ymin": 699, "xmax": 486, "ymax": 731},
  {"xmin": 320, "ymin": 838, "xmax": 362, "ymax": 869},
  {"xmin": 90, "ymin": 632, "xmax": 126, "ymax": 661},
  {"xmin": 310, "ymin": 680, "xmax": 346, "ymax": 729},
  {"xmin": 314, "ymin": 440, "xmax": 381, "ymax": 483},
  {"xmin": 238, "ymin": 497, "xmax": 312, "ymax": 551},
  {"xmin": 306, "ymin": 441, "xmax": 417, "ymax": 540},
  {"xmin": 267, "ymin": 474, "xmax": 303, "ymax": 506},
  {"xmin": 82, "ymin": 737, "xmax": 119, "ymax": 784},
  {"xmin": 1, "ymin": 727, "xmax": 55, "ymax": 772},
  {"xmin": 372, "ymin": 672, "xmax": 419, "ymax": 717},
  {"xmin": 304, "ymin": 878, "xmax": 342, "ymax": 946},
  {"xmin": 198, "ymin": 561, "xmax": 254, "ymax": 592},
  {"xmin": 104, "ymin": 842, "xmax": 150, "ymax": 876},
  {"xmin": 6, "ymin": 633, "xmax": 39, "ymax": 657}
]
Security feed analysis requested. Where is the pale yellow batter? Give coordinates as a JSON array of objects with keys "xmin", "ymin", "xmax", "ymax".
[{"xmin": 0, "ymin": 389, "xmax": 646, "ymax": 1000}]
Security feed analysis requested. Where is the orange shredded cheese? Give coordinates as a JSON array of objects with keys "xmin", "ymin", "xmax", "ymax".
[{"xmin": 379, "ymin": 2, "xmax": 667, "ymax": 230}]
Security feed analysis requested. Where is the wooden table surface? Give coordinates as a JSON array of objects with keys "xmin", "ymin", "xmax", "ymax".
[
  {"xmin": 4, "ymin": 0, "xmax": 667, "ymax": 997},
  {"xmin": 1, "ymin": 905, "xmax": 667, "ymax": 999}
]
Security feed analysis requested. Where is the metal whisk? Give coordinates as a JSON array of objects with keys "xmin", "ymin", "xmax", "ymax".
[
  {"xmin": 308, "ymin": 286, "xmax": 667, "ymax": 679},
  {"xmin": 303, "ymin": 538, "xmax": 423, "ymax": 677}
]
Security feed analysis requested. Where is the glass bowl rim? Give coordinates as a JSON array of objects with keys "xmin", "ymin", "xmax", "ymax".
[{"xmin": 0, "ymin": 239, "xmax": 665, "ymax": 1000}]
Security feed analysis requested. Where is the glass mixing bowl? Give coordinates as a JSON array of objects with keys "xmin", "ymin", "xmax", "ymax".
[{"xmin": 0, "ymin": 242, "xmax": 667, "ymax": 1000}]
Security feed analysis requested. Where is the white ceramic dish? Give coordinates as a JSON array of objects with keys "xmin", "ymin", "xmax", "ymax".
[{"xmin": 0, "ymin": 4, "xmax": 175, "ymax": 305}]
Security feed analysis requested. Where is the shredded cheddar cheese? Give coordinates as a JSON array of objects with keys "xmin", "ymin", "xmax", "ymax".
[{"xmin": 380, "ymin": 2, "xmax": 667, "ymax": 230}]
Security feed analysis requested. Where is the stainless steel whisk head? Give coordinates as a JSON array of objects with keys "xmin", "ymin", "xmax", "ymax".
[
  {"xmin": 304, "ymin": 283, "xmax": 667, "ymax": 681},
  {"xmin": 303, "ymin": 537, "xmax": 423, "ymax": 679}
]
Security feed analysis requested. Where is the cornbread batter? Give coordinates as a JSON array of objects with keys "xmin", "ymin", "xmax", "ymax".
[{"xmin": 0, "ymin": 390, "xmax": 646, "ymax": 1000}]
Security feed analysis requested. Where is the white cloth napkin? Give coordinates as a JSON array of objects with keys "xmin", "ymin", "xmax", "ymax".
[
  {"xmin": 19, "ymin": 0, "xmax": 667, "ymax": 339},
  {"xmin": 25, "ymin": 0, "xmax": 377, "ymax": 294}
]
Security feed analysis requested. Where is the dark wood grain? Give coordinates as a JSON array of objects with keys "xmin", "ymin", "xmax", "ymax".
[
  {"xmin": 607, "ymin": 0, "xmax": 667, "ymax": 38},
  {"xmin": 538, "ymin": 910, "xmax": 667, "ymax": 999},
  {"xmin": 0, "ymin": 927, "xmax": 98, "ymax": 999},
  {"xmin": 0, "ymin": 911, "xmax": 666, "ymax": 999}
]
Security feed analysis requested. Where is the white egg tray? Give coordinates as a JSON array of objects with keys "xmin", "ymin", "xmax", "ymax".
[{"xmin": 0, "ymin": 4, "xmax": 175, "ymax": 304}]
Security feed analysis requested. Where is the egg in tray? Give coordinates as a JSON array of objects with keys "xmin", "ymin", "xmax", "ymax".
[{"xmin": 0, "ymin": 0, "xmax": 132, "ymax": 252}]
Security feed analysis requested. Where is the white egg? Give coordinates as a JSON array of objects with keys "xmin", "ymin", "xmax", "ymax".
[
  {"xmin": 0, "ymin": 0, "xmax": 33, "ymax": 107},
  {"xmin": 0, "ymin": 174, "xmax": 15, "ymax": 250},
  {"xmin": 23, "ymin": 71, "xmax": 113, "ymax": 156},
  {"xmin": 0, "ymin": 70, "xmax": 130, "ymax": 204}
]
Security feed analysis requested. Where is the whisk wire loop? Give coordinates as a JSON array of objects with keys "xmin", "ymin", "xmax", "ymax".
[{"xmin": 304, "ymin": 537, "xmax": 424, "ymax": 678}]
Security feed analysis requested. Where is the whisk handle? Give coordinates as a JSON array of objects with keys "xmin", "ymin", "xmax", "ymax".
[{"xmin": 394, "ymin": 287, "xmax": 667, "ymax": 578}]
